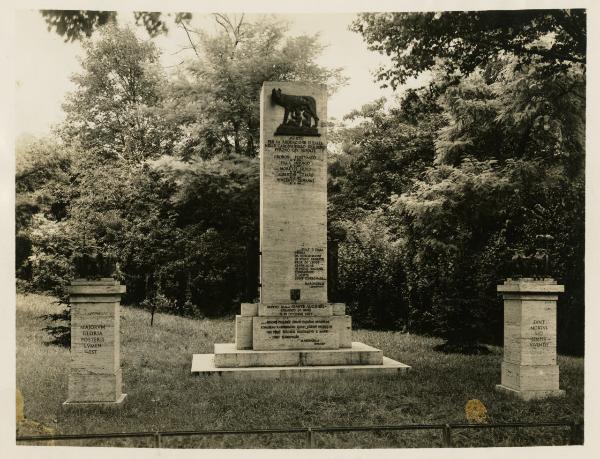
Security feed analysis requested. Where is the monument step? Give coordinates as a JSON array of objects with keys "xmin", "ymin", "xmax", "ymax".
[
  {"xmin": 191, "ymin": 353, "xmax": 410, "ymax": 380},
  {"xmin": 214, "ymin": 342, "xmax": 383, "ymax": 368},
  {"xmin": 495, "ymin": 384, "xmax": 565, "ymax": 401}
]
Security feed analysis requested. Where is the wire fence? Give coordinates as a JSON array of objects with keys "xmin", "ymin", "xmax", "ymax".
[{"xmin": 16, "ymin": 420, "xmax": 583, "ymax": 448}]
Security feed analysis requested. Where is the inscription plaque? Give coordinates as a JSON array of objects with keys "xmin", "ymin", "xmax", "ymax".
[
  {"xmin": 258, "ymin": 303, "xmax": 332, "ymax": 316},
  {"xmin": 253, "ymin": 317, "xmax": 339, "ymax": 350}
]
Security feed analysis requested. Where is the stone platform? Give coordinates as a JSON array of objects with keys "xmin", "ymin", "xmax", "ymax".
[
  {"xmin": 63, "ymin": 393, "xmax": 127, "ymax": 407},
  {"xmin": 215, "ymin": 341, "xmax": 383, "ymax": 367},
  {"xmin": 495, "ymin": 384, "xmax": 565, "ymax": 401},
  {"xmin": 191, "ymin": 299, "xmax": 411, "ymax": 379},
  {"xmin": 191, "ymin": 342, "xmax": 410, "ymax": 380}
]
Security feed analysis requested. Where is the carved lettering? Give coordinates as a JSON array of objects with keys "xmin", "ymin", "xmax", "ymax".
[
  {"xmin": 264, "ymin": 138, "xmax": 325, "ymax": 185},
  {"xmin": 258, "ymin": 317, "xmax": 334, "ymax": 347}
]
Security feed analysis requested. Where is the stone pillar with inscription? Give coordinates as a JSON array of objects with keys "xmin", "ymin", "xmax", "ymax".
[
  {"xmin": 64, "ymin": 278, "xmax": 127, "ymax": 405},
  {"xmin": 495, "ymin": 278, "xmax": 565, "ymax": 400},
  {"xmin": 191, "ymin": 82, "xmax": 409, "ymax": 378}
]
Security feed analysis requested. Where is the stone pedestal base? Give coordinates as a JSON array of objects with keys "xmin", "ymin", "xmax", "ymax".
[
  {"xmin": 215, "ymin": 341, "xmax": 383, "ymax": 367},
  {"xmin": 501, "ymin": 362, "xmax": 560, "ymax": 391},
  {"xmin": 495, "ymin": 384, "xmax": 565, "ymax": 401},
  {"xmin": 63, "ymin": 393, "xmax": 127, "ymax": 407},
  {"xmin": 66, "ymin": 368, "xmax": 124, "ymax": 403},
  {"xmin": 194, "ymin": 301, "xmax": 410, "ymax": 379},
  {"xmin": 192, "ymin": 341, "xmax": 410, "ymax": 379}
]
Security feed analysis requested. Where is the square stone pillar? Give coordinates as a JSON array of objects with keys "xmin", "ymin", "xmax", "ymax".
[
  {"xmin": 495, "ymin": 278, "xmax": 565, "ymax": 400},
  {"xmin": 64, "ymin": 278, "xmax": 127, "ymax": 405},
  {"xmin": 260, "ymin": 81, "xmax": 329, "ymax": 304}
]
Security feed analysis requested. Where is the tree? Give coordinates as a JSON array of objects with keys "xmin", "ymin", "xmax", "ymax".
[
  {"xmin": 336, "ymin": 211, "xmax": 407, "ymax": 329},
  {"xmin": 391, "ymin": 159, "xmax": 512, "ymax": 350},
  {"xmin": 352, "ymin": 9, "xmax": 586, "ymax": 89},
  {"xmin": 145, "ymin": 154, "xmax": 260, "ymax": 314},
  {"xmin": 41, "ymin": 10, "xmax": 191, "ymax": 42},
  {"xmin": 328, "ymin": 87, "xmax": 443, "ymax": 223},
  {"xmin": 60, "ymin": 24, "xmax": 178, "ymax": 164},
  {"xmin": 167, "ymin": 15, "xmax": 347, "ymax": 159},
  {"xmin": 27, "ymin": 16, "xmax": 346, "ymax": 320},
  {"xmin": 15, "ymin": 135, "xmax": 75, "ymax": 284},
  {"xmin": 333, "ymin": 10, "xmax": 585, "ymax": 353}
]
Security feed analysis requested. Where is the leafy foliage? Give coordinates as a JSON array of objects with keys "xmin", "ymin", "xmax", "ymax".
[
  {"xmin": 60, "ymin": 24, "xmax": 178, "ymax": 163},
  {"xmin": 41, "ymin": 10, "xmax": 192, "ymax": 42},
  {"xmin": 20, "ymin": 17, "xmax": 340, "ymax": 321},
  {"xmin": 15, "ymin": 136, "xmax": 75, "ymax": 282},
  {"xmin": 352, "ymin": 9, "xmax": 585, "ymax": 89},
  {"xmin": 331, "ymin": 10, "xmax": 585, "ymax": 353},
  {"xmin": 168, "ymin": 16, "xmax": 347, "ymax": 159},
  {"xmin": 337, "ymin": 212, "xmax": 407, "ymax": 329}
]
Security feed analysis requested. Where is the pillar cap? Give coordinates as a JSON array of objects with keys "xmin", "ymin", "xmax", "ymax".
[
  {"xmin": 68, "ymin": 279, "xmax": 126, "ymax": 295},
  {"xmin": 71, "ymin": 278, "xmax": 119, "ymax": 285},
  {"xmin": 497, "ymin": 278, "xmax": 564, "ymax": 294}
]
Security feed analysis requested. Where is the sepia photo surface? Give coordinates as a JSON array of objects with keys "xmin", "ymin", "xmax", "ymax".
[{"xmin": 3, "ymin": 1, "xmax": 597, "ymax": 458}]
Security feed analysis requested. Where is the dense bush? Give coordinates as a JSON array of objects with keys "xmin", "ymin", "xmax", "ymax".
[{"xmin": 336, "ymin": 212, "xmax": 407, "ymax": 329}]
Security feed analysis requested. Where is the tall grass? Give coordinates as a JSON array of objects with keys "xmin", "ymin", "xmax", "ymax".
[{"xmin": 16, "ymin": 293, "xmax": 583, "ymax": 448}]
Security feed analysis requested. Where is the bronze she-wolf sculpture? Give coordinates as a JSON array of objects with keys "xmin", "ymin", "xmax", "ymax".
[{"xmin": 271, "ymin": 88, "xmax": 320, "ymax": 136}]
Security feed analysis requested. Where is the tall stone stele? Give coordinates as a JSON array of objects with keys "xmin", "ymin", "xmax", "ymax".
[
  {"xmin": 495, "ymin": 278, "xmax": 565, "ymax": 400},
  {"xmin": 64, "ymin": 278, "xmax": 127, "ymax": 405},
  {"xmin": 192, "ymin": 81, "xmax": 409, "ymax": 378}
]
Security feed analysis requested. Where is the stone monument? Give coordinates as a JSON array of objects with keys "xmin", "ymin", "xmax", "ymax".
[
  {"xmin": 191, "ymin": 81, "xmax": 409, "ymax": 378},
  {"xmin": 495, "ymin": 278, "xmax": 565, "ymax": 400},
  {"xmin": 64, "ymin": 278, "xmax": 127, "ymax": 405}
]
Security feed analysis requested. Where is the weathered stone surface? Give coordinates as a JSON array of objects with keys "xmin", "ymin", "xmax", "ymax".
[
  {"xmin": 258, "ymin": 302, "xmax": 332, "ymax": 316},
  {"xmin": 260, "ymin": 81, "xmax": 328, "ymax": 304},
  {"xmin": 70, "ymin": 278, "xmax": 119, "ymax": 285},
  {"xmin": 214, "ymin": 342, "xmax": 382, "ymax": 368},
  {"xmin": 496, "ymin": 278, "xmax": 564, "ymax": 400},
  {"xmin": 495, "ymin": 384, "xmax": 565, "ymax": 401},
  {"xmin": 192, "ymin": 353, "xmax": 410, "ymax": 380},
  {"xmin": 240, "ymin": 303, "xmax": 258, "ymax": 316},
  {"xmin": 68, "ymin": 284, "xmax": 126, "ymax": 295},
  {"xmin": 332, "ymin": 303, "xmax": 346, "ymax": 316},
  {"xmin": 503, "ymin": 303, "xmax": 557, "ymax": 366},
  {"xmin": 67, "ymin": 369, "xmax": 122, "ymax": 403},
  {"xmin": 501, "ymin": 362, "xmax": 560, "ymax": 391},
  {"xmin": 497, "ymin": 279, "xmax": 564, "ymax": 294},
  {"xmin": 66, "ymin": 280, "xmax": 126, "ymax": 405},
  {"xmin": 70, "ymin": 295, "xmax": 123, "ymax": 303},
  {"xmin": 252, "ymin": 316, "xmax": 340, "ymax": 350},
  {"xmin": 235, "ymin": 315, "xmax": 253, "ymax": 350},
  {"xmin": 332, "ymin": 315, "xmax": 352, "ymax": 348},
  {"xmin": 70, "ymin": 302, "xmax": 119, "ymax": 373}
]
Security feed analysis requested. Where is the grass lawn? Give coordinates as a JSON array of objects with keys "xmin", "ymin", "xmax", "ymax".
[{"xmin": 16, "ymin": 292, "xmax": 584, "ymax": 448}]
